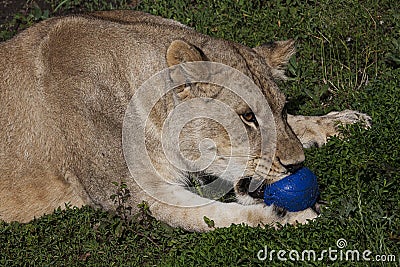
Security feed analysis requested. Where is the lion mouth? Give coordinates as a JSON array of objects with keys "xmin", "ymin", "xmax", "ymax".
[
  {"xmin": 248, "ymin": 183, "xmax": 266, "ymax": 199},
  {"xmin": 236, "ymin": 176, "xmax": 266, "ymax": 199}
]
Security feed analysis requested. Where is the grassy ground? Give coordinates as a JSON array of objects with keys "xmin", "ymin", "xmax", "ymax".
[{"xmin": 1, "ymin": 0, "xmax": 399, "ymax": 266}]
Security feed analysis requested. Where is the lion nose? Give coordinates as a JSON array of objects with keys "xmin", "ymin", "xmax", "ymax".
[{"xmin": 282, "ymin": 162, "xmax": 303, "ymax": 174}]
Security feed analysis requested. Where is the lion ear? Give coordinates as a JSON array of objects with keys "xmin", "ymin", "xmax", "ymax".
[
  {"xmin": 253, "ymin": 39, "xmax": 295, "ymax": 80},
  {"xmin": 166, "ymin": 40, "xmax": 216, "ymax": 102},
  {"xmin": 166, "ymin": 40, "xmax": 204, "ymax": 66}
]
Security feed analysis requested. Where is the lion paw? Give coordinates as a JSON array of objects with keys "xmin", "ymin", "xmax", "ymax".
[
  {"xmin": 325, "ymin": 109, "xmax": 372, "ymax": 129},
  {"xmin": 284, "ymin": 208, "xmax": 319, "ymax": 226}
]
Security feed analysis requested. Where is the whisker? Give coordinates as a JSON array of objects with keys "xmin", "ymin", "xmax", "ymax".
[
  {"xmin": 253, "ymin": 171, "xmax": 266, "ymax": 179},
  {"xmin": 216, "ymin": 154, "xmax": 258, "ymax": 159}
]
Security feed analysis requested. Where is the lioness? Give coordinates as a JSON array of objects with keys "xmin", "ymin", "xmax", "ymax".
[{"xmin": 0, "ymin": 10, "xmax": 370, "ymax": 231}]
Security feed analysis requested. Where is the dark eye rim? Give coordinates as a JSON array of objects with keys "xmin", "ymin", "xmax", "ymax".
[
  {"xmin": 240, "ymin": 112, "xmax": 259, "ymax": 127},
  {"xmin": 242, "ymin": 112, "xmax": 257, "ymax": 123}
]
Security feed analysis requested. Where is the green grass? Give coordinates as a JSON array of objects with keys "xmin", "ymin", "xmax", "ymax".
[{"xmin": 1, "ymin": 0, "xmax": 399, "ymax": 266}]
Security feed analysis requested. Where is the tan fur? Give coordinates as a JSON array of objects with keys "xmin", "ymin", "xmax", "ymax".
[
  {"xmin": 0, "ymin": 11, "xmax": 370, "ymax": 231},
  {"xmin": 253, "ymin": 40, "xmax": 296, "ymax": 80}
]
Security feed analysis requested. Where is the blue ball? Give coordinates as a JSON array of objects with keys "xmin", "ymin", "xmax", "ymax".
[{"xmin": 263, "ymin": 167, "xmax": 319, "ymax": 212}]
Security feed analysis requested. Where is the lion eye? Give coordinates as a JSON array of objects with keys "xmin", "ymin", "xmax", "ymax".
[
  {"xmin": 240, "ymin": 112, "xmax": 258, "ymax": 127},
  {"xmin": 242, "ymin": 112, "xmax": 256, "ymax": 122}
]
